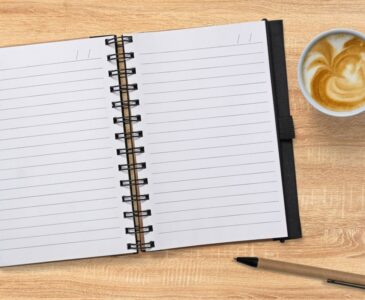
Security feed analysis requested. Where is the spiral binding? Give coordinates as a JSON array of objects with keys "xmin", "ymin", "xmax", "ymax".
[
  {"xmin": 115, "ymin": 131, "xmax": 143, "ymax": 140},
  {"xmin": 127, "ymin": 241, "xmax": 155, "ymax": 250},
  {"xmin": 109, "ymin": 68, "xmax": 136, "ymax": 78},
  {"xmin": 113, "ymin": 115, "xmax": 141, "ymax": 124},
  {"xmin": 125, "ymin": 225, "xmax": 153, "ymax": 234},
  {"xmin": 124, "ymin": 210, "xmax": 152, "ymax": 218},
  {"xmin": 122, "ymin": 194, "xmax": 149, "ymax": 202},
  {"xmin": 112, "ymin": 99, "xmax": 139, "ymax": 109},
  {"xmin": 119, "ymin": 162, "xmax": 146, "ymax": 171},
  {"xmin": 110, "ymin": 83, "xmax": 138, "ymax": 93},
  {"xmin": 120, "ymin": 178, "xmax": 148, "ymax": 187},
  {"xmin": 107, "ymin": 35, "xmax": 154, "ymax": 251},
  {"xmin": 105, "ymin": 35, "xmax": 133, "ymax": 45},
  {"xmin": 116, "ymin": 147, "xmax": 144, "ymax": 155}
]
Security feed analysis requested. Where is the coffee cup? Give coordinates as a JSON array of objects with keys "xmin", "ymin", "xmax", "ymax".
[{"xmin": 298, "ymin": 29, "xmax": 365, "ymax": 117}]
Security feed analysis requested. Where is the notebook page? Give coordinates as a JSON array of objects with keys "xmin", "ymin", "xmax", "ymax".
[
  {"xmin": 125, "ymin": 21, "xmax": 288, "ymax": 250},
  {"xmin": 0, "ymin": 37, "xmax": 135, "ymax": 266}
]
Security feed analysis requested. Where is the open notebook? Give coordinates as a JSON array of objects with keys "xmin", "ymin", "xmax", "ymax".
[{"xmin": 0, "ymin": 20, "xmax": 301, "ymax": 267}]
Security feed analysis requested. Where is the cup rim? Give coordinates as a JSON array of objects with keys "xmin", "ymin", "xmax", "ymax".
[{"xmin": 297, "ymin": 28, "xmax": 365, "ymax": 117}]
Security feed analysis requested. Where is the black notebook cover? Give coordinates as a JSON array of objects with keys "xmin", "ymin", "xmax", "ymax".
[{"xmin": 265, "ymin": 20, "xmax": 302, "ymax": 240}]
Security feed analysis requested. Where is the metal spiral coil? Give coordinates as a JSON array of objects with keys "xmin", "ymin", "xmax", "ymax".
[
  {"xmin": 125, "ymin": 225, "xmax": 153, "ymax": 234},
  {"xmin": 106, "ymin": 35, "xmax": 154, "ymax": 251},
  {"xmin": 127, "ymin": 241, "xmax": 155, "ymax": 250}
]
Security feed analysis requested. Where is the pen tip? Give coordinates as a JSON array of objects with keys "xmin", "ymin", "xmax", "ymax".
[{"xmin": 236, "ymin": 257, "xmax": 259, "ymax": 268}]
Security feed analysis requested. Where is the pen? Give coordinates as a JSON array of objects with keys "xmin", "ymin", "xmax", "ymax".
[{"xmin": 236, "ymin": 257, "xmax": 365, "ymax": 290}]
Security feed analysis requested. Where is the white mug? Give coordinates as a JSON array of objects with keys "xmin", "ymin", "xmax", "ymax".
[{"xmin": 297, "ymin": 28, "xmax": 365, "ymax": 117}]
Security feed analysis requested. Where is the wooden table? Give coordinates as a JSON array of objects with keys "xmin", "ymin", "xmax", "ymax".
[{"xmin": 0, "ymin": 1, "xmax": 364, "ymax": 299}]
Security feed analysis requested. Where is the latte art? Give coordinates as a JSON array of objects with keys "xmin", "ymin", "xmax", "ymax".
[{"xmin": 303, "ymin": 33, "xmax": 365, "ymax": 111}]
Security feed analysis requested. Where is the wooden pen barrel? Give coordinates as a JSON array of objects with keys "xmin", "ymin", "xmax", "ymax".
[{"xmin": 259, "ymin": 258, "xmax": 365, "ymax": 287}]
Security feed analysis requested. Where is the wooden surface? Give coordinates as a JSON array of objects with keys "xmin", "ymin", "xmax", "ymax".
[{"xmin": 0, "ymin": 1, "xmax": 364, "ymax": 299}]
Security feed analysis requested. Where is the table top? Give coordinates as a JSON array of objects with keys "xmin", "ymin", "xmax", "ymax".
[{"xmin": 0, "ymin": 1, "xmax": 364, "ymax": 299}]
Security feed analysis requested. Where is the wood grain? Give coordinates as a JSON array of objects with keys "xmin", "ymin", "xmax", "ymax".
[{"xmin": 0, "ymin": 0, "xmax": 364, "ymax": 299}]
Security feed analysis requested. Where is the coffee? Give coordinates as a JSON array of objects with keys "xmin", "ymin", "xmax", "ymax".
[{"xmin": 302, "ymin": 33, "xmax": 365, "ymax": 112}]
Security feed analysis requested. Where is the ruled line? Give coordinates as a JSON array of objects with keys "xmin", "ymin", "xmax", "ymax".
[
  {"xmin": 0, "ymin": 227, "xmax": 120, "ymax": 242},
  {"xmin": 0, "ymin": 176, "xmax": 114, "ymax": 192},
  {"xmin": 139, "ymin": 42, "xmax": 263, "ymax": 55},
  {"xmin": 0, "ymin": 107, "xmax": 106, "ymax": 122},
  {"xmin": 0, "ymin": 127, "xmax": 109, "ymax": 142},
  {"xmin": 0, "ymin": 67, "xmax": 103, "ymax": 82},
  {"xmin": 143, "ymin": 81, "xmax": 266, "ymax": 95},
  {"xmin": 0, "ymin": 196, "xmax": 115, "ymax": 211},
  {"xmin": 157, "ymin": 210, "xmax": 280, "ymax": 224},
  {"xmin": 145, "ymin": 102, "xmax": 267, "ymax": 115},
  {"xmin": 157, "ymin": 221, "xmax": 281, "ymax": 234},
  {"xmin": 149, "ymin": 131, "xmax": 271, "ymax": 145},
  {"xmin": 0, "ymin": 77, "xmax": 104, "ymax": 91},
  {"xmin": 0, "ymin": 156, "xmax": 113, "ymax": 171},
  {"xmin": 0, "ymin": 166, "xmax": 113, "ymax": 181},
  {"xmin": 142, "ymin": 72, "xmax": 266, "ymax": 85},
  {"xmin": 0, "ymin": 117, "xmax": 107, "ymax": 132},
  {"xmin": 154, "ymin": 180, "xmax": 277, "ymax": 195},
  {"xmin": 0, "ymin": 217, "xmax": 119, "ymax": 232},
  {"xmin": 150, "ymin": 141, "xmax": 272, "ymax": 155},
  {"xmin": 156, "ymin": 201, "xmax": 279, "ymax": 214},
  {"xmin": 144, "ymin": 91, "xmax": 267, "ymax": 105},
  {"xmin": 0, "ymin": 97, "xmax": 105, "ymax": 112},
  {"xmin": 141, "ymin": 52, "xmax": 264, "ymax": 64},
  {"xmin": 0, "ymin": 87, "xmax": 104, "ymax": 102},
  {"xmin": 0, "ymin": 57, "xmax": 102, "ymax": 72},
  {"xmin": 0, "ymin": 137, "xmax": 109, "ymax": 152},
  {"xmin": 151, "ymin": 160, "xmax": 275, "ymax": 175},
  {"xmin": 0, "ymin": 147, "xmax": 109, "ymax": 162},
  {"xmin": 0, "ymin": 187, "xmax": 116, "ymax": 202},
  {"xmin": 146, "ymin": 111, "xmax": 269, "ymax": 125},
  {"xmin": 152, "ymin": 170, "xmax": 275, "ymax": 184},
  {"xmin": 152, "ymin": 151, "xmax": 273, "ymax": 164},
  {"xmin": 0, "ymin": 237, "xmax": 122, "ymax": 251},
  {"xmin": 154, "ymin": 191, "xmax": 278, "ymax": 204},
  {"xmin": 0, "ymin": 207, "xmax": 118, "ymax": 222},
  {"xmin": 141, "ymin": 62, "xmax": 265, "ymax": 75},
  {"xmin": 148, "ymin": 121, "xmax": 270, "ymax": 135}
]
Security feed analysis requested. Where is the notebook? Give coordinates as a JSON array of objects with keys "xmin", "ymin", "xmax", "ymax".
[{"xmin": 0, "ymin": 19, "xmax": 301, "ymax": 267}]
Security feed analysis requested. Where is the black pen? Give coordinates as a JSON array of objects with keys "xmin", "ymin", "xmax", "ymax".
[{"xmin": 236, "ymin": 257, "xmax": 365, "ymax": 290}]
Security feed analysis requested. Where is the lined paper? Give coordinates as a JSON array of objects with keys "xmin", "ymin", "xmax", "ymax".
[
  {"xmin": 125, "ymin": 21, "xmax": 288, "ymax": 250},
  {"xmin": 0, "ymin": 37, "xmax": 135, "ymax": 266}
]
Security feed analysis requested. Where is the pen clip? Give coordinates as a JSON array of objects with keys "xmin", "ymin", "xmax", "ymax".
[{"xmin": 327, "ymin": 279, "xmax": 365, "ymax": 290}]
